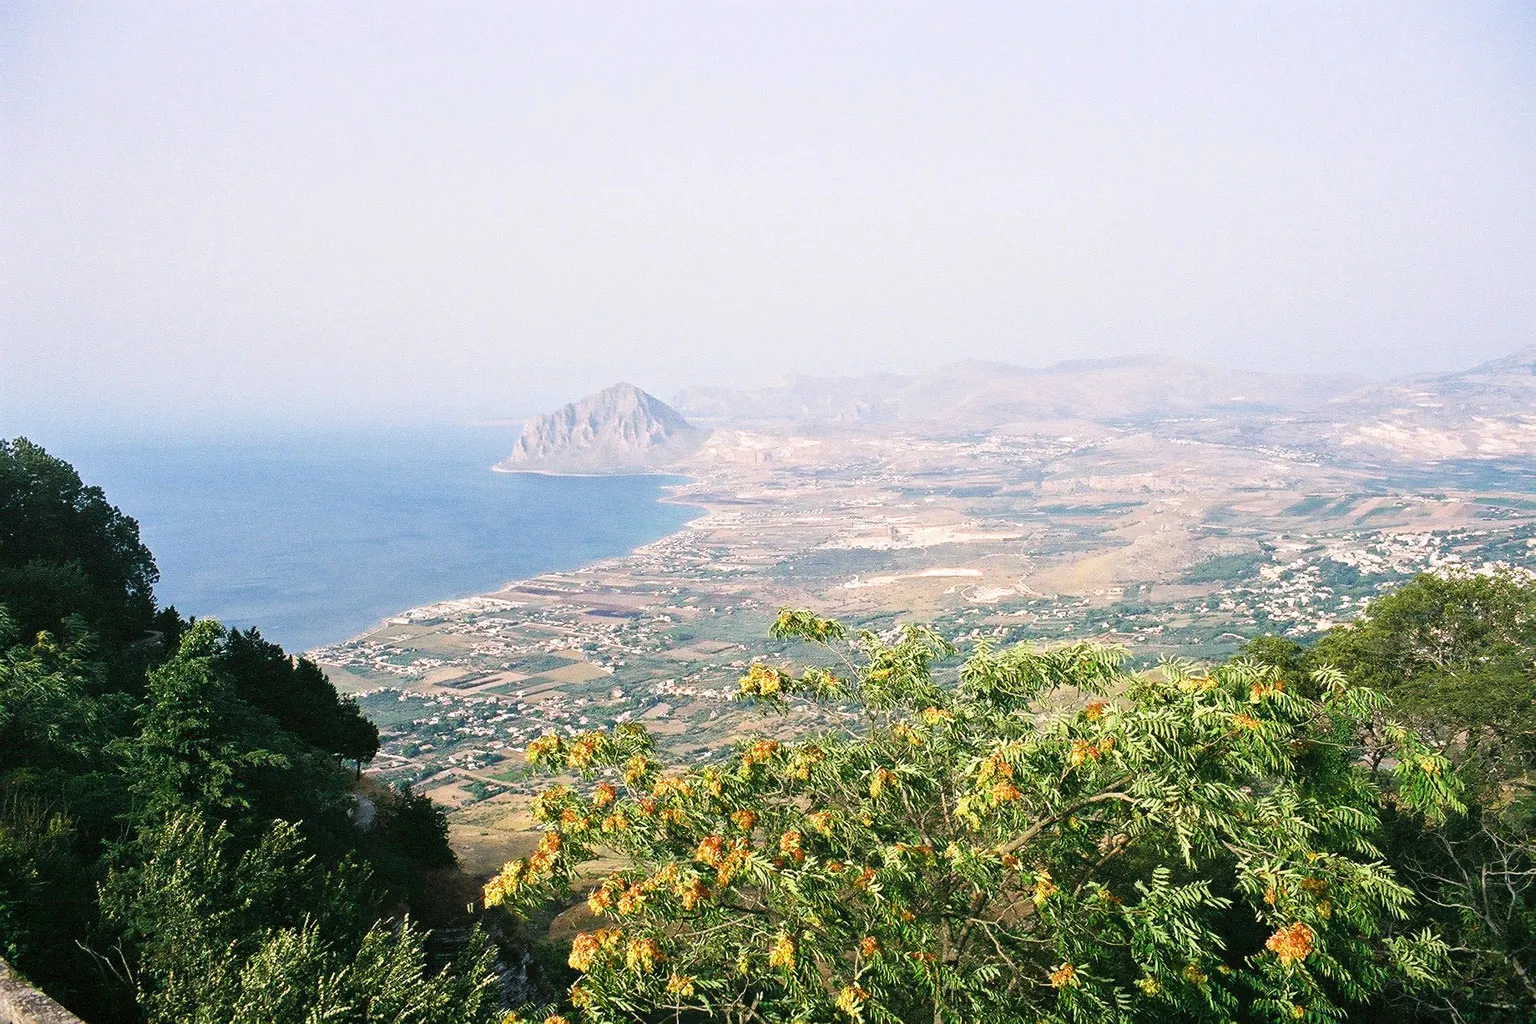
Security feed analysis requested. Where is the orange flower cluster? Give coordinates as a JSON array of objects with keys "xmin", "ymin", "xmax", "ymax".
[
  {"xmin": 600, "ymin": 810, "xmax": 630, "ymax": 833},
  {"xmin": 1250, "ymin": 679, "xmax": 1285, "ymax": 702},
  {"xmin": 528, "ymin": 832, "xmax": 562, "ymax": 873},
  {"xmin": 868, "ymin": 767, "xmax": 899, "ymax": 799},
  {"xmin": 890, "ymin": 722, "xmax": 922, "ymax": 746},
  {"xmin": 1266, "ymin": 922, "xmax": 1315, "ymax": 964},
  {"xmin": 731, "ymin": 808, "xmax": 759, "ymax": 832},
  {"xmin": 1049, "ymin": 962, "xmax": 1079, "ymax": 988},
  {"xmin": 568, "ymin": 928, "xmax": 624, "ymax": 971},
  {"xmin": 693, "ymin": 833, "xmax": 751, "ymax": 884},
  {"xmin": 989, "ymin": 780, "xmax": 1022, "ymax": 803},
  {"xmin": 738, "ymin": 663, "xmax": 787, "ymax": 697},
  {"xmin": 977, "ymin": 752, "xmax": 1014, "ymax": 784},
  {"xmin": 694, "ymin": 835, "xmax": 726, "ymax": 867},
  {"xmin": 679, "ymin": 877, "xmax": 709, "ymax": 910},
  {"xmin": 1069, "ymin": 737, "xmax": 1114, "ymax": 766},
  {"xmin": 591, "ymin": 782, "xmax": 616, "ymax": 808},
  {"xmin": 859, "ymin": 935, "xmax": 880, "ymax": 958},
  {"xmin": 779, "ymin": 829, "xmax": 805, "ymax": 863},
  {"xmin": 1084, "ymin": 700, "xmax": 1108, "ymax": 721},
  {"xmin": 529, "ymin": 785, "xmax": 570, "ymax": 823},
  {"xmin": 651, "ymin": 774, "xmax": 695, "ymax": 800},
  {"xmin": 524, "ymin": 732, "xmax": 563, "ymax": 765},
  {"xmin": 806, "ymin": 810, "xmax": 833, "ymax": 835},
  {"xmin": 741, "ymin": 739, "xmax": 781, "ymax": 768},
  {"xmin": 587, "ymin": 875, "xmax": 622, "ymax": 916},
  {"xmin": 1233, "ymin": 713, "xmax": 1263, "ymax": 731}
]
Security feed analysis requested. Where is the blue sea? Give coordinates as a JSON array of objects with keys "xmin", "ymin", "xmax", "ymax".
[{"xmin": 51, "ymin": 428, "xmax": 700, "ymax": 653}]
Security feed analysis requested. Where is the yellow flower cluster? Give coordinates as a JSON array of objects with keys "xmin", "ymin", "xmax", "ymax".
[
  {"xmin": 768, "ymin": 933, "xmax": 797, "ymax": 970},
  {"xmin": 738, "ymin": 663, "xmax": 787, "ymax": 697},
  {"xmin": 1084, "ymin": 700, "xmax": 1109, "ymax": 721},
  {"xmin": 788, "ymin": 744, "xmax": 825, "ymax": 780},
  {"xmin": 651, "ymin": 774, "xmax": 695, "ymax": 800},
  {"xmin": 834, "ymin": 984, "xmax": 869, "ymax": 1017},
  {"xmin": 1233, "ymin": 713, "xmax": 1263, "ymax": 731},
  {"xmin": 665, "ymin": 973, "xmax": 696, "ymax": 997},
  {"xmin": 868, "ymin": 767, "xmax": 898, "ymax": 799},
  {"xmin": 592, "ymin": 782, "xmax": 616, "ymax": 808},
  {"xmin": 919, "ymin": 706, "xmax": 953, "ymax": 726},
  {"xmin": 622, "ymin": 754, "xmax": 654, "ymax": 787},
  {"xmin": 805, "ymin": 810, "xmax": 833, "ymax": 835},
  {"xmin": 694, "ymin": 835, "xmax": 725, "ymax": 867},
  {"xmin": 1032, "ymin": 869, "xmax": 1058, "ymax": 906},
  {"xmin": 1068, "ymin": 737, "xmax": 1114, "ymax": 766},
  {"xmin": 564, "ymin": 732, "xmax": 606, "ymax": 769},
  {"xmin": 625, "ymin": 937, "xmax": 663, "ymax": 974}
]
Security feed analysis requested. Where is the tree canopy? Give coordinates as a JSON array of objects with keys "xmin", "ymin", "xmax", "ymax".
[
  {"xmin": 0, "ymin": 438, "xmax": 486, "ymax": 1024},
  {"xmin": 488, "ymin": 611, "xmax": 1465, "ymax": 1024}
]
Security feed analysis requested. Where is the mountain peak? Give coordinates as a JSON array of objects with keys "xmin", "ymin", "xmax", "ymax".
[{"xmin": 494, "ymin": 384, "xmax": 705, "ymax": 474}]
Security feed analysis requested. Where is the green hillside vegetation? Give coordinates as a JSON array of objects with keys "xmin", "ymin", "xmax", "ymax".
[{"xmin": 0, "ymin": 438, "xmax": 503, "ymax": 1023}]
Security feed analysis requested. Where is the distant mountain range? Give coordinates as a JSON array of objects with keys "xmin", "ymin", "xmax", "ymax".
[
  {"xmin": 673, "ymin": 356, "xmax": 1362, "ymax": 431},
  {"xmin": 500, "ymin": 349, "xmax": 1536, "ymax": 473},
  {"xmin": 494, "ymin": 383, "xmax": 705, "ymax": 474}
]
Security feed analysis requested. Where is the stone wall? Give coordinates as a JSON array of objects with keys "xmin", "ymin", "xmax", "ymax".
[{"xmin": 0, "ymin": 959, "xmax": 86, "ymax": 1024}]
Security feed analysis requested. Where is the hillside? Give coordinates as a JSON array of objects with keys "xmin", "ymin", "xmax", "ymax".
[{"xmin": 494, "ymin": 382, "xmax": 707, "ymax": 474}]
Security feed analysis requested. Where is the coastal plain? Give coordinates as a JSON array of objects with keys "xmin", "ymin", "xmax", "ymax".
[{"xmin": 312, "ymin": 352, "xmax": 1536, "ymax": 856}]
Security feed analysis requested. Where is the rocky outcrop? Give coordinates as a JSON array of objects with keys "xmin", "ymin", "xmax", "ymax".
[
  {"xmin": 0, "ymin": 959, "xmax": 86, "ymax": 1024},
  {"xmin": 494, "ymin": 383, "xmax": 706, "ymax": 474}
]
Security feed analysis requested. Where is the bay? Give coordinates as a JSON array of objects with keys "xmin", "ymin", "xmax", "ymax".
[{"xmin": 54, "ymin": 427, "xmax": 700, "ymax": 653}]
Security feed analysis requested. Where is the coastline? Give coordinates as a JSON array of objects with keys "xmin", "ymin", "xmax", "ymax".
[{"xmin": 307, "ymin": 471, "xmax": 702, "ymax": 655}]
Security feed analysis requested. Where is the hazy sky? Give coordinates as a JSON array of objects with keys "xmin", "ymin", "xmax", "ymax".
[{"xmin": 3, "ymin": 2, "xmax": 1533, "ymax": 435}]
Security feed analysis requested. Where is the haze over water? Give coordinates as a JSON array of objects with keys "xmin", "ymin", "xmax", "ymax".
[{"xmin": 55, "ymin": 428, "xmax": 699, "ymax": 653}]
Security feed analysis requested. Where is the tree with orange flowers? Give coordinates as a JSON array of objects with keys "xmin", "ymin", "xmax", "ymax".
[{"xmin": 486, "ymin": 609, "xmax": 1461, "ymax": 1023}]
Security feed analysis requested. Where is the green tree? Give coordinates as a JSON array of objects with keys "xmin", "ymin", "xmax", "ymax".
[
  {"xmin": 1297, "ymin": 572, "xmax": 1536, "ymax": 1021},
  {"xmin": 489, "ymin": 611, "xmax": 1459, "ymax": 1024},
  {"xmin": 100, "ymin": 811, "xmax": 502, "ymax": 1024},
  {"xmin": 1309, "ymin": 570, "xmax": 1536, "ymax": 795},
  {"xmin": 0, "ymin": 438, "xmax": 164, "ymax": 664}
]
